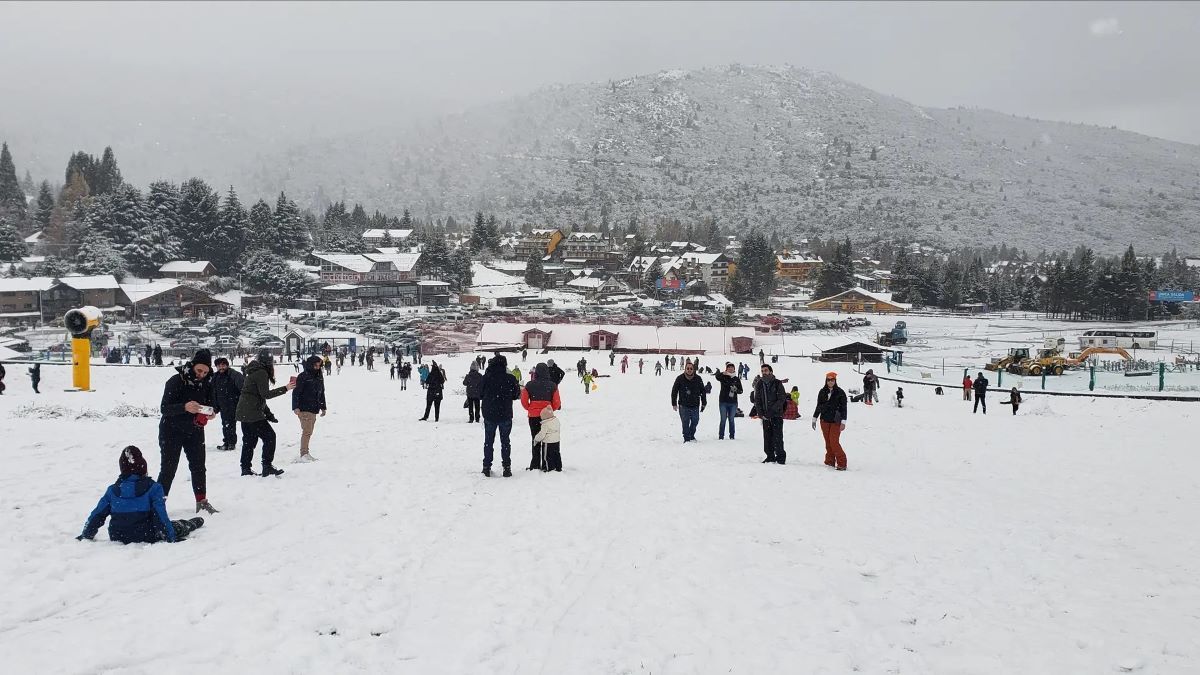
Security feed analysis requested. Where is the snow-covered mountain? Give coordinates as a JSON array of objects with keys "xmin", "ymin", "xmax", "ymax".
[{"xmin": 247, "ymin": 64, "xmax": 1200, "ymax": 254}]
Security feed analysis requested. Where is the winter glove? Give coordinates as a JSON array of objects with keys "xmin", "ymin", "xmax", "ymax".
[{"xmin": 811, "ymin": 418, "xmax": 818, "ymax": 430}]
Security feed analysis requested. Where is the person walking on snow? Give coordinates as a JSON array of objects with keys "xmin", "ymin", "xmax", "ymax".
[
  {"xmin": 420, "ymin": 360, "xmax": 445, "ymax": 421},
  {"xmin": 609, "ymin": 352, "xmax": 616, "ymax": 367},
  {"xmin": 418, "ymin": 363, "xmax": 430, "ymax": 388},
  {"xmin": 654, "ymin": 361, "xmax": 663, "ymax": 376},
  {"xmin": 463, "ymin": 361, "xmax": 484, "ymax": 423},
  {"xmin": 236, "ymin": 350, "xmax": 296, "ymax": 478},
  {"xmin": 480, "ymin": 354, "xmax": 521, "ymax": 477},
  {"xmin": 399, "ymin": 362, "xmax": 411, "ymax": 390},
  {"xmin": 1003, "ymin": 386, "xmax": 1022, "ymax": 415},
  {"xmin": 292, "ymin": 355, "xmax": 327, "ymax": 461},
  {"xmin": 972, "ymin": 372, "xmax": 989, "ymax": 414},
  {"xmin": 522, "ymin": 347, "xmax": 528, "ymax": 362},
  {"xmin": 532, "ymin": 405, "xmax": 563, "ymax": 472},
  {"xmin": 511, "ymin": 365, "xmax": 522, "ymax": 383},
  {"xmin": 521, "ymin": 362, "xmax": 562, "ymax": 470},
  {"xmin": 158, "ymin": 349, "xmax": 219, "ymax": 514},
  {"xmin": 638, "ymin": 358, "xmax": 644, "ymax": 374},
  {"xmin": 670, "ymin": 361, "xmax": 707, "ymax": 442},
  {"xmin": 29, "ymin": 362, "xmax": 40, "ymax": 393},
  {"xmin": 620, "ymin": 355, "xmax": 628, "ymax": 374},
  {"xmin": 210, "ymin": 357, "xmax": 244, "ymax": 452},
  {"xmin": 546, "ymin": 359, "xmax": 565, "ymax": 384},
  {"xmin": 812, "ymin": 372, "xmax": 849, "ymax": 471},
  {"xmin": 862, "ymin": 369, "xmax": 879, "ymax": 405},
  {"xmin": 752, "ymin": 363, "xmax": 788, "ymax": 463},
  {"xmin": 77, "ymin": 446, "xmax": 204, "ymax": 544},
  {"xmin": 390, "ymin": 363, "xmax": 396, "ymax": 380},
  {"xmin": 713, "ymin": 362, "xmax": 743, "ymax": 440},
  {"xmin": 581, "ymin": 369, "xmax": 594, "ymax": 394}
]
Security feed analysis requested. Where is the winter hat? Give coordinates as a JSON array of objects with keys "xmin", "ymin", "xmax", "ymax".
[
  {"xmin": 539, "ymin": 405, "xmax": 556, "ymax": 420},
  {"xmin": 825, "ymin": 371, "xmax": 838, "ymax": 381},
  {"xmin": 470, "ymin": 361, "xmax": 479, "ymax": 371},
  {"xmin": 192, "ymin": 349, "xmax": 213, "ymax": 368},
  {"xmin": 257, "ymin": 349, "xmax": 274, "ymax": 365},
  {"xmin": 214, "ymin": 357, "xmax": 230, "ymax": 367},
  {"xmin": 305, "ymin": 355, "xmax": 323, "ymax": 370},
  {"xmin": 119, "ymin": 445, "xmax": 148, "ymax": 476}
]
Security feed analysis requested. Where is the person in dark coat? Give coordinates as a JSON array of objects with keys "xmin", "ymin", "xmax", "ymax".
[
  {"xmin": 236, "ymin": 350, "xmax": 295, "ymax": 477},
  {"xmin": 546, "ymin": 359, "xmax": 566, "ymax": 385},
  {"xmin": 479, "ymin": 354, "xmax": 521, "ymax": 476},
  {"xmin": 670, "ymin": 361, "xmax": 707, "ymax": 442},
  {"xmin": 158, "ymin": 349, "xmax": 218, "ymax": 513},
  {"xmin": 153, "ymin": 344, "xmax": 163, "ymax": 366},
  {"xmin": 751, "ymin": 364, "xmax": 788, "ymax": 463},
  {"xmin": 29, "ymin": 362, "xmax": 41, "ymax": 394},
  {"xmin": 0, "ymin": 361, "xmax": 6, "ymax": 395},
  {"xmin": 463, "ymin": 362, "xmax": 484, "ymax": 423},
  {"xmin": 812, "ymin": 372, "xmax": 849, "ymax": 470},
  {"xmin": 1003, "ymin": 386, "xmax": 1022, "ymax": 415},
  {"xmin": 399, "ymin": 362, "xmax": 411, "ymax": 390},
  {"xmin": 862, "ymin": 369, "xmax": 879, "ymax": 405},
  {"xmin": 292, "ymin": 355, "xmax": 327, "ymax": 461},
  {"xmin": 521, "ymin": 362, "xmax": 562, "ymax": 470},
  {"xmin": 210, "ymin": 357, "xmax": 245, "ymax": 452},
  {"xmin": 972, "ymin": 372, "xmax": 989, "ymax": 414},
  {"xmin": 713, "ymin": 362, "xmax": 743, "ymax": 440},
  {"xmin": 420, "ymin": 360, "xmax": 445, "ymax": 421},
  {"xmin": 78, "ymin": 446, "xmax": 204, "ymax": 543}
]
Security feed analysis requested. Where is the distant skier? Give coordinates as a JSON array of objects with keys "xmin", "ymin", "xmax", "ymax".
[
  {"xmin": 812, "ymin": 372, "xmax": 848, "ymax": 471},
  {"xmin": 77, "ymin": 446, "xmax": 204, "ymax": 544},
  {"xmin": 972, "ymin": 372, "xmax": 989, "ymax": 414}
]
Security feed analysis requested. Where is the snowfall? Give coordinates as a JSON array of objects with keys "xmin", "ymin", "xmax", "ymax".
[{"xmin": 2, "ymin": 343, "xmax": 1199, "ymax": 673}]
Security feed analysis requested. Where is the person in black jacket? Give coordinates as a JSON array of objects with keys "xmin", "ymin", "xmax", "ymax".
[
  {"xmin": 713, "ymin": 362, "xmax": 743, "ymax": 440},
  {"xmin": 1003, "ymin": 386, "xmax": 1021, "ymax": 415},
  {"xmin": 862, "ymin": 369, "xmax": 879, "ymax": 406},
  {"xmin": 153, "ymin": 344, "xmax": 163, "ymax": 366},
  {"xmin": 479, "ymin": 354, "xmax": 521, "ymax": 476},
  {"xmin": 398, "ymin": 362, "xmax": 411, "ymax": 390},
  {"xmin": 670, "ymin": 361, "xmax": 707, "ymax": 442},
  {"xmin": 0, "ymin": 361, "xmax": 6, "ymax": 395},
  {"xmin": 546, "ymin": 359, "xmax": 566, "ymax": 385},
  {"xmin": 463, "ymin": 361, "xmax": 484, "ymax": 423},
  {"xmin": 420, "ymin": 360, "xmax": 445, "ymax": 421},
  {"xmin": 210, "ymin": 357, "xmax": 244, "ymax": 451},
  {"xmin": 29, "ymin": 362, "xmax": 41, "ymax": 393},
  {"xmin": 752, "ymin": 364, "xmax": 788, "ymax": 463},
  {"xmin": 292, "ymin": 355, "xmax": 327, "ymax": 461},
  {"xmin": 158, "ymin": 349, "xmax": 219, "ymax": 513},
  {"xmin": 973, "ymin": 373, "xmax": 989, "ymax": 414},
  {"xmin": 812, "ymin": 371, "xmax": 849, "ymax": 470}
]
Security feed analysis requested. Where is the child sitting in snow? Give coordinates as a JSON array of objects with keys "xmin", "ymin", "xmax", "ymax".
[
  {"xmin": 532, "ymin": 406, "xmax": 562, "ymax": 472},
  {"xmin": 77, "ymin": 446, "xmax": 204, "ymax": 544}
]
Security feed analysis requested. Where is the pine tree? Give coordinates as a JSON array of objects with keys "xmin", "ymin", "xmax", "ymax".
[
  {"xmin": 733, "ymin": 231, "xmax": 778, "ymax": 305},
  {"xmin": 176, "ymin": 178, "xmax": 220, "ymax": 261},
  {"xmin": 470, "ymin": 211, "xmax": 488, "ymax": 253},
  {"xmin": 211, "ymin": 186, "xmax": 249, "ymax": 273},
  {"xmin": 145, "ymin": 181, "xmax": 182, "ymax": 260},
  {"xmin": 273, "ymin": 192, "xmax": 308, "ymax": 257},
  {"xmin": 124, "ymin": 217, "xmax": 176, "ymax": 277},
  {"xmin": 0, "ymin": 142, "xmax": 27, "ymax": 220},
  {"xmin": 74, "ymin": 235, "xmax": 127, "ymax": 281},
  {"xmin": 485, "ymin": 214, "xmax": 502, "ymax": 251},
  {"xmin": 417, "ymin": 236, "xmax": 451, "ymax": 279},
  {"xmin": 46, "ymin": 168, "xmax": 90, "ymax": 254},
  {"xmin": 246, "ymin": 199, "xmax": 277, "ymax": 251},
  {"xmin": 524, "ymin": 251, "xmax": 545, "ymax": 288},
  {"xmin": 642, "ymin": 258, "xmax": 663, "ymax": 296},
  {"xmin": 20, "ymin": 169, "xmax": 35, "ymax": 195},
  {"xmin": 241, "ymin": 249, "xmax": 310, "ymax": 296},
  {"xmin": 93, "ymin": 147, "xmax": 123, "ymax": 195},
  {"xmin": 0, "ymin": 217, "xmax": 28, "ymax": 261},
  {"xmin": 35, "ymin": 181, "xmax": 54, "ymax": 229},
  {"xmin": 448, "ymin": 247, "xmax": 473, "ymax": 291},
  {"xmin": 815, "ymin": 238, "xmax": 855, "ymax": 298}
]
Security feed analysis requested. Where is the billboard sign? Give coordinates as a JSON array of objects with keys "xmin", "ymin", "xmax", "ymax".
[
  {"xmin": 655, "ymin": 278, "xmax": 682, "ymax": 290},
  {"xmin": 1149, "ymin": 290, "xmax": 1194, "ymax": 302}
]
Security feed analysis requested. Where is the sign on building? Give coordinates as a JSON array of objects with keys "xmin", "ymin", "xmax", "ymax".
[{"xmin": 1149, "ymin": 290, "xmax": 1195, "ymax": 302}]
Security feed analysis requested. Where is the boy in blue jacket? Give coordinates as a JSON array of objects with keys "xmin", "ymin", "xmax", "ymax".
[{"xmin": 77, "ymin": 446, "xmax": 204, "ymax": 544}]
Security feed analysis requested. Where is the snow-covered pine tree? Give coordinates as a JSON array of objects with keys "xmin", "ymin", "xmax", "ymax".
[
  {"xmin": 93, "ymin": 147, "xmax": 123, "ymax": 195},
  {"xmin": 75, "ymin": 234, "xmax": 127, "ymax": 281},
  {"xmin": 246, "ymin": 199, "xmax": 276, "ymax": 251},
  {"xmin": 448, "ymin": 247, "xmax": 473, "ymax": 291},
  {"xmin": 273, "ymin": 192, "xmax": 308, "ymax": 257},
  {"xmin": 0, "ymin": 217, "xmax": 28, "ymax": 261},
  {"xmin": 0, "ymin": 143, "xmax": 27, "ymax": 221},
  {"xmin": 470, "ymin": 211, "xmax": 488, "ymax": 253},
  {"xmin": 176, "ymin": 178, "xmax": 220, "ymax": 261},
  {"xmin": 211, "ymin": 186, "xmax": 249, "ymax": 273},
  {"xmin": 524, "ymin": 252, "xmax": 545, "ymax": 288},
  {"xmin": 35, "ymin": 181, "xmax": 55, "ymax": 229}
]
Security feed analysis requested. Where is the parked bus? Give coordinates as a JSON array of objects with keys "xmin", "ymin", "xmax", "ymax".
[{"xmin": 1078, "ymin": 329, "xmax": 1158, "ymax": 350}]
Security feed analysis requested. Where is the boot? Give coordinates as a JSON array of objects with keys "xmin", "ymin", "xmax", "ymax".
[
  {"xmin": 762, "ymin": 457, "xmax": 776, "ymax": 463},
  {"xmin": 262, "ymin": 465, "xmax": 285, "ymax": 477},
  {"xmin": 241, "ymin": 467, "xmax": 255, "ymax": 476},
  {"xmin": 502, "ymin": 466, "xmax": 512, "ymax": 477},
  {"xmin": 482, "ymin": 467, "xmax": 492, "ymax": 477},
  {"xmin": 195, "ymin": 499, "xmax": 218, "ymax": 514}
]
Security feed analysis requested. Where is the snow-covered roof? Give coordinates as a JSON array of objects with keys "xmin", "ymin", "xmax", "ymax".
[
  {"xmin": 363, "ymin": 253, "xmax": 421, "ymax": 273},
  {"xmin": 57, "ymin": 275, "xmax": 121, "ymax": 290},
  {"xmin": 321, "ymin": 284, "xmax": 361, "ymax": 291},
  {"xmin": 310, "ymin": 252, "xmax": 375, "ymax": 274},
  {"xmin": 528, "ymin": 228, "xmax": 560, "ymax": 237},
  {"xmin": 681, "ymin": 252, "xmax": 727, "ymax": 265},
  {"xmin": 778, "ymin": 255, "xmax": 822, "ymax": 263},
  {"xmin": 0, "ymin": 277, "xmax": 54, "ymax": 293},
  {"xmin": 853, "ymin": 274, "xmax": 877, "ymax": 282},
  {"xmin": 159, "ymin": 260, "xmax": 213, "ymax": 273},
  {"xmin": 20, "ymin": 256, "xmax": 45, "ymax": 264},
  {"xmin": 119, "ymin": 280, "xmax": 182, "ymax": 304},
  {"xmin": 417, "ymin": 280, "xmax": 450, "ymax": 287},
  {"xmin": 565, "ymin": 277, "xmax": 607, "ymax": 289},
  {"xmin": 23, "ymin": 231, "xmax": 43, "ymax": 243},
  {"xmin": 808, "ymin": 287, "xmax": 912, "ymax": 310},
  {"xmin": 361, "ymin": 229, "xmax": 413, "ymax": 240},
  {"xmin": 567, "ymin": 231, "xmax": 604, "ymax": 241}
]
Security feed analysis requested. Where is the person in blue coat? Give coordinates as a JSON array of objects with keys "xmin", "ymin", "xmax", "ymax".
[{"xmin": 77, "ymin": 446, "xmax": 204, "ymax": 544}]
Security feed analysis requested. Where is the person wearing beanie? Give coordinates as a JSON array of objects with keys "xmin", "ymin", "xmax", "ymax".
[
  {"xmin": 751, "ymin": 363, "xmax": 788, "ymax": 463},
  {"xmin": 532, "ymin": 404, "xmax": 563, "ymax": 472},
  {"xmin": 292, "ymin": 355, "xmax": 327, "ymax": 461},
  {"xmin": 158, "ymin": 349, "xmax": 219, "ymax": 514},
  {"xmin": 812, "ymin": 372, "xmax": 849, "ymax": 471},
  {"xmin": 462, "ymin": 361, "xmax": 484, "ymax": 423},
  {"xmin": 211, "ymin": 357, "xmax": 245, "ymax": 452},
  {"xmin": 236, "ymin": 349, "xmax": 295, "ymax": 477},
  {"xmin": 78, "ymin": 446, "xmax": 205, "ymax": 543},
  {"xmin": 479, "ymin": 354, "xmax": 521, "ymax": 477}
]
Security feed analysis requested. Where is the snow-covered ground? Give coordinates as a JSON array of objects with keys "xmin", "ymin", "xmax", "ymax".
[{"xmin": 1, "ymin": 352, "xmax": 1198, "ymax": 673}]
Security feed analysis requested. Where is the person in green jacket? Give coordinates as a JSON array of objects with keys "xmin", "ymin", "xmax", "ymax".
[
  {"xmin": 236, "ymin": 350, "xmax": 295, "ymax": 477},
  {"xmin": 511, "ymin": 366, "xmax": 522, "ymax": 383}
]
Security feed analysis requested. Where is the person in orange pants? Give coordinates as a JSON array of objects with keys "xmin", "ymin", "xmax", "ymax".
[{"xmin": 812, "ymin": 371, "xmax": 849, "ymax": 470}]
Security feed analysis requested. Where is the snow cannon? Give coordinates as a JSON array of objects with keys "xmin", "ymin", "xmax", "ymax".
[{"xmin": 64, "ymin": 306, "xmax": 103, "ymax": 392}]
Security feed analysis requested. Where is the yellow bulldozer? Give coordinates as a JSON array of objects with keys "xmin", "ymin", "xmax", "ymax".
[{"xmin": 985, "ymin": 338, "xmax": 1131, "ymax": 376}]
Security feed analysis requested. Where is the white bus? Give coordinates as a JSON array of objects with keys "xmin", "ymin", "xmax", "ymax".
[{"xmin": 1078, "ymin": 329, "xmax": 1158, "ymax": 350}]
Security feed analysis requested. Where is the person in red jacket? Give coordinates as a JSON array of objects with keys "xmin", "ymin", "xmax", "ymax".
[
  {"xmin": 520, "ymin": 363, "xmax": 562, "ymax": 470},
  {"xmin": 962, "ymin": 374, "xmax": 972, "ymax": 401}
]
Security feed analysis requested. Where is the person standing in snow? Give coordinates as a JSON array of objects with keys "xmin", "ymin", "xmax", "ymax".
[
  {"xmin": 463, "ymin": 361, "xmax": 484, "ymax": 423},
  {"xmin": 479, "ymin": 354, "xmax": 521, "ymax": 477},
  {"xmin": 670, "ymin": 361, "xmax": 707, "ymax": 443},
  {"xmin": 862, "ymin": 369, "xmax": 879, "ymax": 406},
  {"xmin": 962, "ymin": 374, "xmax": 973, "ymax": 401},
  {"xmin": 398, "ymin": 361, "xmax": 410, "ymax": 389},
  {"xmin": 713, "ymin": 362, "xmax": 742, "ymax": 441},
  {"xmin": 812, "ymin": 372, "xmax": 848, "ymax": 471},
  {"xmin": 609, "ymin": 352, "xmax": 616, "ymax": 367},
  {"xmin": 236, "ymin": 350, "xmax": 295, "ymax": 477},
  {"xmin": 292, "ymin": 355, "xmax": 327, "ymax": 461},
  {"xmin": 29, "ymin": 362, "xmax": 41, "ymax": 394},
  {"xmin": 77, "ymin": 446, "xmax": 204, "ymax": 544},
  {"xmin": 532, "ymin": 406, "xmax": 563, "ymax": 472},
  {"xmin": 210, "ymin": 357, "xmax": 244, "ymax": 452},
  {"xmin": 521, "ymin": 363, "xmax": 562, "ymax": 470},
  {"xmin": 654, "ymin": 361, "xmax": 663, "ymax": 376},
  {"xmin": 158, "ymin": 349, "xmax": 218, "ymax": 513},
  {"xmin": 419, "ymin": 360, "xmax": 445, "ymax": 421},
  {"xmin": 546, "ymin": 359, "xmax": 565, "ymax": 384},
  {"xmin": 895, "ymin": 387, "xmax": 905, "ymax": 408},
  {"xmin": 752, "ymin": 364, "xmax": 788, "ymax": 463},
  {"xmin": 581, "ymin": 369, "xmax": 594, "ymax": 394},
  {"xmin": 390, "ymin": 363, "xmax": 396, "ymax": 380},
  {"xmin": 620, "ymin": 355, "xmax": 628, "ymax": 374},
  {"xmin": 418, "ymin": 363, "xmax": 430, "ymax": 388},
  {"xmin": 511, "ymin": 365, "xmax": 522, "ymax": 383},
  {"xmin": 638, "ymin": 358, "xmax": 645, "ymax": 374},
  {"xmin": 1002, "ymin": 386, "xmax": 1021, "ymax": 415},
  {"xmin": 522, "ymin": 347, "xmax": 528, "ymax": 362},
  {"xmin": 153, "ymin": 344, "xmax": 163, "ymax": 366},
  {"xmin": 972, "ymin": 372, "xmax": 989, "ymax": 414}
]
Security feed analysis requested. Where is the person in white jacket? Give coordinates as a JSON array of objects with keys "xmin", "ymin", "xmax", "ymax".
[{"xmin": 532, "ymin": 405, "xmax": 562, "ymax": 472}]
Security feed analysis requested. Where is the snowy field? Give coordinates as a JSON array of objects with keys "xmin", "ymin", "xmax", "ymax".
[{"xmin": 1, "ymin": 353, "xmax": 1198, "ymax": 674}]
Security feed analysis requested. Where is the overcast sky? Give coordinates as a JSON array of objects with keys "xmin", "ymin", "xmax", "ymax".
[{"xmin": 1, "ymin": 1, "xmax": 1197, "ymax": 182}]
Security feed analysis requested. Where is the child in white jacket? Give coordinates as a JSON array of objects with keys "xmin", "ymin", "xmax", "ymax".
[{"xmin": 532, "ymin": 405, "xmax": 562, "ymax": 472}]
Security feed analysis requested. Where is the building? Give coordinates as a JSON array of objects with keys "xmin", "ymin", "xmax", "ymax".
[
  {"xmin": 159, "ymin": 260, "xmax": 217, "ymax": 280},
  {"xmin": 805, "ymin": 287, "xmax": 911, "ymax": 314},
  {"xmin": 513, "ymin": 229, "xmax": 564, "ymax": 260},
  {"xmin": 563, "ymin": 275, "xmax": 627, "ymax": 300},
  {"xmin": 673, "ymin": 252, "xmax": 734, "ymax": 291},
  {"xmin": 307, "ymin": 252, "xmax": 423, "ymax": 306},
  {"xmin": 776, "ymin": 254, "xmax": 823, "ymax": 283},
  {"xmin": 477, "ymin": 323, "xmax": 759, "ymax": 354},
  {"xmin": 558, "ymin": 232, "xmax": 611, "ymax": 261},
  {"xmin": 41, "ymin": 275, "xmax": 125, "ymax": 323},
  {"xmin": 0, "ymin": 277, "xmax": 52, "ymax": 326},
  {"xmin": 416, "ymin": 280, "xmax": 451, "ymax": 306},
  {"xmin": 120, "ymin": 280, "xmax": 233, "ymax": 319},
  {"xmin": 361, "ymin": 229, "xmax": 413, "ymax": 247},
  {"xmin": 814, "ymin": 338, "xmax": 891, "ymax": 363}
]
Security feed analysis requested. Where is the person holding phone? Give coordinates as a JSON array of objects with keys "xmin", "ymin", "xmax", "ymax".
[
  {"xmin": 158, "ymin": 349, "xmax": 219, "ymax": 514},
  {"xmin": 236, "ymin": 350, "xmax": 296, "ymax": 477},
  {"xmin": 292, "ymin": 355, "xmax": 327, "ymax": 461}
]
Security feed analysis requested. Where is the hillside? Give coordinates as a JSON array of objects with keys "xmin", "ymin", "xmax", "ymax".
[{"xmin": 245, "ymin": 64, "xmax": 1200, "ymax": 254}]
